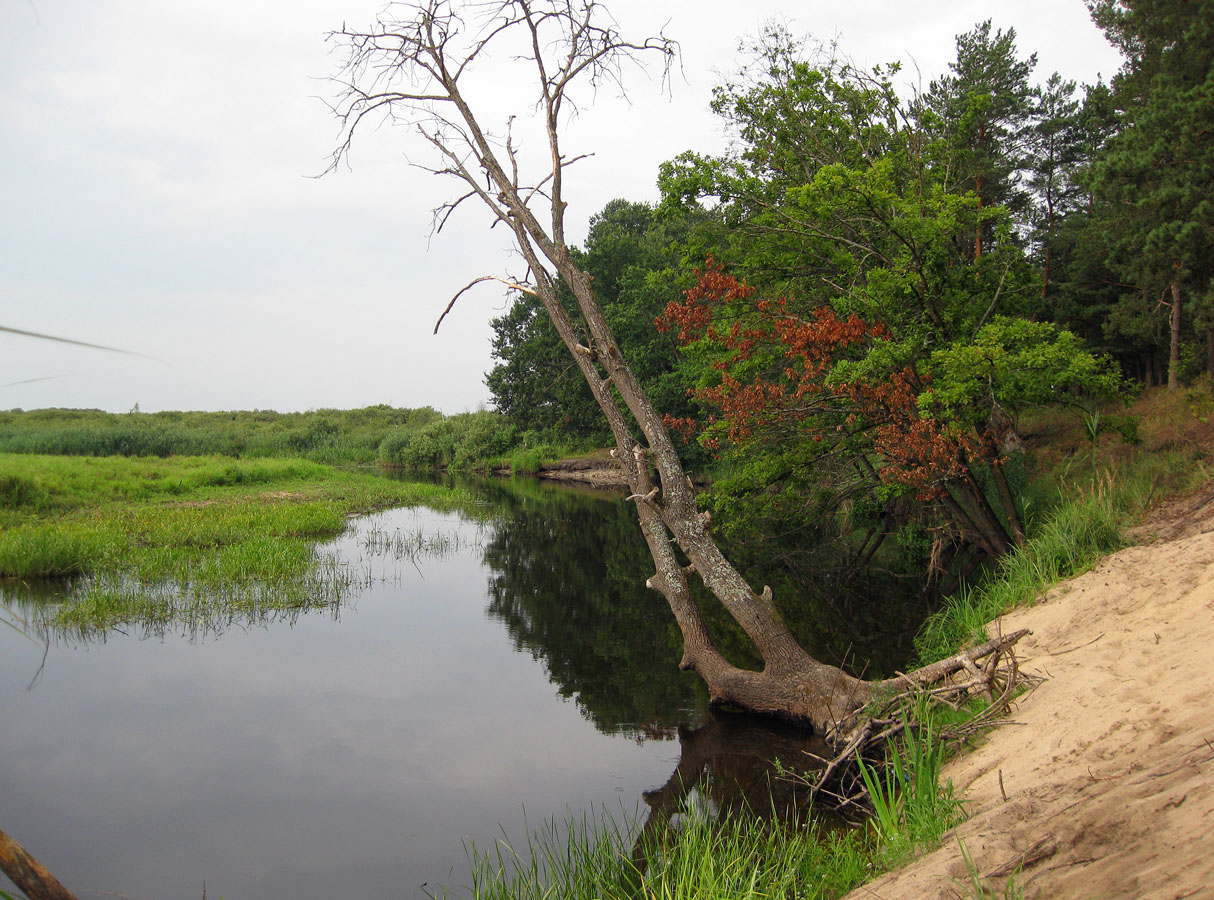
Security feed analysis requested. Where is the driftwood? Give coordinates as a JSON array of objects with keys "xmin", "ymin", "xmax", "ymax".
[
  {"xmin": 0, "ymin": 828, "xmax": 79, "ymax": 900},
  {"xmin": 805, "ymin": 628, "xmax": 1039, "ymax": 816}
]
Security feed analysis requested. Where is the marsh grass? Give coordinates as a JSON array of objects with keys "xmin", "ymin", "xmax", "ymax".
[{"xmin": 0, "ymin": 453, "xmax": 480, "ymax": 634}]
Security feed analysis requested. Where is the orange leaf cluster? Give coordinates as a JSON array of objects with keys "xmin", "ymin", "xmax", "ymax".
[
  {"xmin": 655, "ymin": 257, "xmax": 755, "ymax": 343},
  {"xmin": 667, "ymin": 263, "xmax": 980, "ymax": 497}
]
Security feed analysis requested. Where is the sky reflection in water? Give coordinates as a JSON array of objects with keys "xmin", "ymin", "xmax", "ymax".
[{"xmin": 0, "ymin": 500, "xmax": 699, "ymax": 900}]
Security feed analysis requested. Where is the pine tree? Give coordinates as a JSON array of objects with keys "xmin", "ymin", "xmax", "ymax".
[
  {"xmin": 1088, "ymin": 0, "xmax": 1214, "ymax": 388},
  {"xmin": 919, "ymin": 20, "xmax": 1038, "ymax": 259}
]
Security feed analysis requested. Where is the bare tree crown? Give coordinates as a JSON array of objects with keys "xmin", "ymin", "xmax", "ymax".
[{"xmin": 327, "ymin": 0, "xmax": 676, "ymax": 268}]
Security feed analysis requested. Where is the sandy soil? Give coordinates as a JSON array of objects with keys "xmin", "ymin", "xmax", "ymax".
[{"xmin": 845, "ymin": 486, "xmax": 1214, "ymax": 900}]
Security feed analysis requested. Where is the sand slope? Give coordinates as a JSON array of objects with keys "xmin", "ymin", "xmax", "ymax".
[{"xmin": 846, "ymin": 490, "xmax": 1214, "ymax": 900}]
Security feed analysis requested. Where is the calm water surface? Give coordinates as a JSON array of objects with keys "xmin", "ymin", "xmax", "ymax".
[{"xmin": 0, "ymin": 481, "xmax": 714, "ymax": 899}]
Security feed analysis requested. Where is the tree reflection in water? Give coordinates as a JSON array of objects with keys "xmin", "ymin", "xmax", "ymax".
[
  {"xmin": 479, "ymin": 477, "xmax": 705, "ymax": 739},
  {"xmin": 475, "ymin": 477, "xmax": 857, "ymax": 861}
]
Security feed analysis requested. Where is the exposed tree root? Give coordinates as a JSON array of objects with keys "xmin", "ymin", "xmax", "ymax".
[{"xmin": 806, "ymin": 628, "xmax": 1039, "ymax": 817}]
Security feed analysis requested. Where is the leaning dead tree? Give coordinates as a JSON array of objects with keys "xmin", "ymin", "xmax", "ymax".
[{"xmin": 327, "ymin": 0, "xmax": 1026, "ymax": 736}]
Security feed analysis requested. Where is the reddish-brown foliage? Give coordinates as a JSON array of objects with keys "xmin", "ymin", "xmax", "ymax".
[{"xmin": 661, "ymin": 263, "xmax": 986, "ymax": 498}]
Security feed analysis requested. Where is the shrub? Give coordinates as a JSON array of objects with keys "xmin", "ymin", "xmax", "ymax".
[{"xmin": 451, "ymin": 412, "xmax": 518, "ymax": 470}]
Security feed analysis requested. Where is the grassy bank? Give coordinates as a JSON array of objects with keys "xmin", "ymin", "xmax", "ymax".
[
  {"xmin": 915, "ymin": 386, "xmax": 1212, "ymax": 665},
  {"xmin": 0, "ymin": 453, "xmax": 477, "ymax": 635}
]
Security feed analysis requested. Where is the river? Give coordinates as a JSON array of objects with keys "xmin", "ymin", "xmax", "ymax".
[{"xmin": 0, "ymin": 475, "xmax": 917, "ymax": 899}]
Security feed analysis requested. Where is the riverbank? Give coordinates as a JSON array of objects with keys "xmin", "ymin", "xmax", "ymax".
[
  {"xmin": 533, "ymin": 448, "xmax": 628, "ymax": 486},
  {"xmin": 845, "ymin": 484, "xmax": 1214, "ymax": 900}
]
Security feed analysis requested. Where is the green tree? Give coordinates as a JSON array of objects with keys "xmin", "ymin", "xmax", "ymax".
[
  {"xmin": 487, "ymin": 198, "xmax": 708, "ymax": 445},
  {"xmin": 1027, "ymin": 72, "xmax": 1084, "ymax": 298},
  {"xmin": 659, "ymin": 33, "xmax": 1077, "ymax": 560},
  {"xmin": 1088, "ymin": 0, "xmax": 1214, "ymax": 389},
  {"xmin": 917, "ymin": 20, "xmax": 1039, "ymax": 259},
  {"xmin": 1037, "ymin": 81, "xmax": 1127, "ymax": 356}
]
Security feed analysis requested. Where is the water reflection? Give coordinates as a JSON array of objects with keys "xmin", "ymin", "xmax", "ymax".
[
  {"xmin": 640, "ymin": 709, "xmax": 831, "ymax": 825},
  {"xmin": 479, "ymin": 482, "xmax": 703, "ymax": 738},
  {"xmin": 0, "ymin": 477, "xmax": 889, "ymax": 899}
]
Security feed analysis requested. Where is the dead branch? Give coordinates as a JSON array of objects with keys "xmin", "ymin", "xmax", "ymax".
[
  {"xmin": 0, "ymin": 828, "xmax": 79, "ymax": 900},
  {"xmin": 803, "ymin": 631, "xmax": 1038, "ymax": 811},
  {"xmin": 434, "ymin": 274, "xmax": 538, "ymax": 333}
]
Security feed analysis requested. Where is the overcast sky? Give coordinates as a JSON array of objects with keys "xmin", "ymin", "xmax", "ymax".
[{"xmin": 1, "ymin": 0, "xmax": 1123, "ymax": 415}]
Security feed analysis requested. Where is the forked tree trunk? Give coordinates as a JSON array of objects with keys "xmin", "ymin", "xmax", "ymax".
[{"xmin": 329, "ymin": 0, "xmax": 1027, "ymax": 734}]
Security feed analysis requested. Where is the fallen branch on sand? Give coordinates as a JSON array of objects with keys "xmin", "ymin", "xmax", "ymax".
[{"xmin": 807, "ymin": 628, "xmax": 1039, "ymax": 816}]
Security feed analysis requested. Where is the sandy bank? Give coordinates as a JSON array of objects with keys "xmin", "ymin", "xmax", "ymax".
[{"xmin": 846, "ymin": 487, "xmax": 1214, "ymax": 900}]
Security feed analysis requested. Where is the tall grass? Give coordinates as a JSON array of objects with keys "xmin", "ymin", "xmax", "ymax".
[
  {"xmin": 857, "ymin": 718, "xmax": 962, "ymax": 867},
  {"xmin": 0, "ymin": 524, "xmax": 115, "ymax": 577},
  {"xmin": 0, "ymin": 454, "xmax": 482, "ymax": 634}
]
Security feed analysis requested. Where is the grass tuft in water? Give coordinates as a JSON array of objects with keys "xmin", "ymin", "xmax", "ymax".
[{"xmin": 361, "ymin": 523, "xmax": 482, "ymax": 562}]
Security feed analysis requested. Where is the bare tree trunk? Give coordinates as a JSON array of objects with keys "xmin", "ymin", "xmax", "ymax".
[{"xmin": 1169, "ymin": 279, "xmax": 1182, "ymax": 392}]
